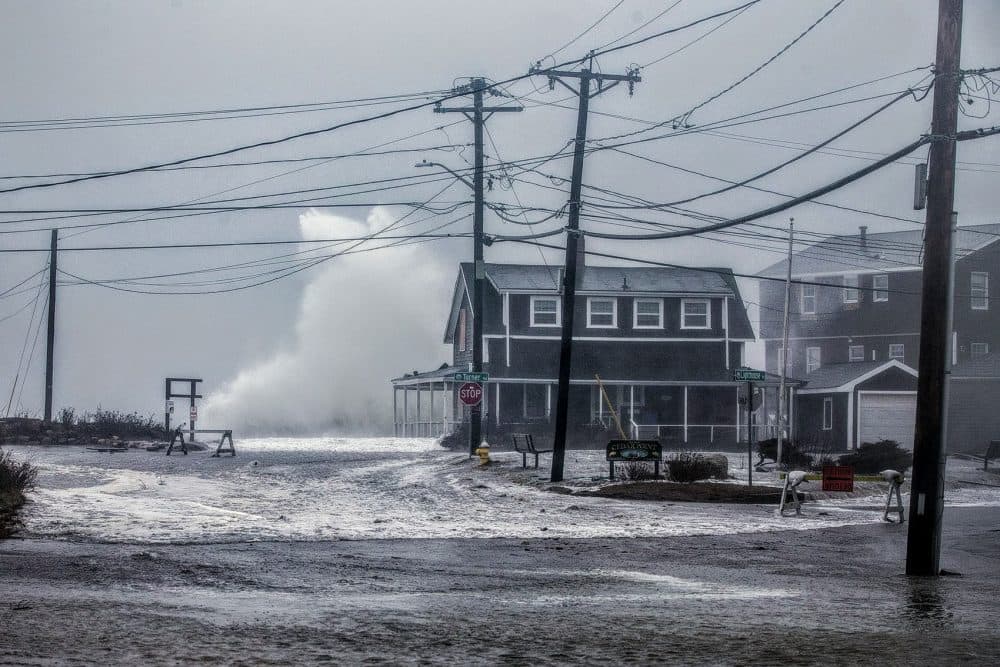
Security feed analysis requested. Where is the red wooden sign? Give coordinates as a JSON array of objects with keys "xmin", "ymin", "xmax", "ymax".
[
  {"xmin": 822, "ymin": 465, "xmax": 854, "ymax": 492},
  {"xmin": 458, "ymin": 382, "xmax": 483, "ymax": 407}
]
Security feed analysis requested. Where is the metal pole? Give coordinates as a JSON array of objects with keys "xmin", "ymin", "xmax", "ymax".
[
  {"xmin": 906, "ymin": 0, "xmax": 963, "ymax": 577},
  {"xmin": 777, "ymin": 219, "xmax": 794, "ymax": 469},
  {"xmin": 43, "ymin": 229, "xmax": 57, "ymax": 422},
  {"xmin": 747, "ymin": 380, "xmax": 754, "ymax": 487}
]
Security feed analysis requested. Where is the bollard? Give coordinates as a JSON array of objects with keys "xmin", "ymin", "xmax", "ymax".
[
  {"xmin": 779, "ymin": 470, "xmax": 809, "ymax": 516},
  {"xmin": 880, "ymin": 469, "xmax": 905, "ymax": 523}
]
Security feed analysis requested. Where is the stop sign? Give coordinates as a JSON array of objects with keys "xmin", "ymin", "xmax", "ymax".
[{"xmin": 458, "ymin": 382, "xmax": 483, "ymax": 406}]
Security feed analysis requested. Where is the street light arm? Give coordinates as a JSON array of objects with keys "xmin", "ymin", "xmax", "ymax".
[{"xmin": 414, "ymin": 160, "xmax": 474, "ymax": 190}]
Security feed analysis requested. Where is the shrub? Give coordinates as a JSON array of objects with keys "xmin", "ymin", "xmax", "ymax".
[
  {"xmin": 838, "ymin": 440, "xmax": 912, "ymax": 474},
  {"xmin": 619, "ymin": 460, "xmax": 657, "ymax": 481},
  {"xmin": 666, "ymin": 452, "xmax": 717, "ymax": 484},
  {"xmin": 756, "ymin": 438, "xmax": 812, "ymax": 468},
  {"xmin": 0, "ymin": 448, "xmax": 37, "ymax": 497}
]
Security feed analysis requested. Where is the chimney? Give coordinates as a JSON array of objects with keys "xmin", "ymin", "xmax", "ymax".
[{"xmin": 859, "ymin": 226, "xmax": 868, "ymax": 249}]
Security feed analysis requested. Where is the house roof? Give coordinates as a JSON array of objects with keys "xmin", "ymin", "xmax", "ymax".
[
  {"xmin": 951, "ymin": 353, "xmax": 1000, "ymax": 379},
  {"xmin": 797, "ymin": 359, "xmax": 917, "ymax": 393},
  {"xmin": 444, "ymin": 262, "xmax": 757, "ymax": 342},
  {"xmin": 757, "ymin": 223, "xmax": 1000, "ymax": 278},
  {"xmin": 480, "ymin": 262, "xmax": 737, "ymax": 294}
]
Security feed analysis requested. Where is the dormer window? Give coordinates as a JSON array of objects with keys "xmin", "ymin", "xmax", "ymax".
[
  {"xmin": 633, "ymin": 298, "xmax": 663, "ymax": 329},
  {"xmin": 530, "ymin": 296, "xmax": 560, "ymax": 327},
  {"xmin": 681, "ymin": 299, "xmax": 711, "ymax": 330},
  {"xmin": 587, "ymin": 298, "xmax": 617, "ymax": 328}
]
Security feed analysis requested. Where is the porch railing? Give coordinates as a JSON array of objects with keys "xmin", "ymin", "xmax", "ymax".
[{"xmin": 629, "ymin": 422, "xmax": 779, "ymax": 443}]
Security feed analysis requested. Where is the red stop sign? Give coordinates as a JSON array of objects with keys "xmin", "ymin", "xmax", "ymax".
[{"xmin": 458, "ymin": 382, "xmax": 483, "ymax": 406}]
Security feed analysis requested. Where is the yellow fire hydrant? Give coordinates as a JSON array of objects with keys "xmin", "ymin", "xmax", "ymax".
[{"xmin": 475, "ymin": 443, "xmax": 491, "ymax": 465}]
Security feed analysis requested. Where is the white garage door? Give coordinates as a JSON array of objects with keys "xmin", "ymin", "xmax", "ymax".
[{"xmin": 858, "ymin": 393, "xmax": 917, "ymax": 449}]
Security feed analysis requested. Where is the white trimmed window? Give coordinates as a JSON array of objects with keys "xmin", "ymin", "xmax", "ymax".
[
  {"xmin": 971, "ymin": 342, "xmax": 990, "ymax": 358},
  {"xmin": 530, "ymin": 296, "xmax": 560, "ymax": 327},
  {"xmin": 801, "ymin": 284, "xmax": 816, "ymax": 314},
  {"xmin": 586, "ymin": 297, "xmax": 617, "ymax": 328},
  {"xmin": 971, "ymin": 272, "xmax": 989, "ymax": 310},
  {"xmin": 873, "ymin": 274, "xmax": 889, "ymax": 302},
  {"xmin": 889, "ymin": 343, "xmax": 904, "ymax": 359},
  {"xmin": 458, "ymin": 308, "xmax": 467, "ymax": 351},
  {"xmin": 681, "ymin": 299, "xmax": 711, "ymax": 329},
  {"xmin": 843, "ymin": 274, "xmax": 859, "ymax": 304},
  {"xmin": 633, "ymin": 298, "xmax": 663, "ymax": 329},
  {"xmin": 849, "ymin": 345, "xmax": 865, "ymax": 362},
  {"xmin": 806, "ymin": 347, "xmax": 821, "ymax": 374},
  {"xmin": 822, "ymin": 398, "xmax": 833, "ymax": 430}
]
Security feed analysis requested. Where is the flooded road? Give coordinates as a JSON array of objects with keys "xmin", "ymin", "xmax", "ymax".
[{"xmin": 2, "ymin": 439, "xmax": 999, "ymax": 664}]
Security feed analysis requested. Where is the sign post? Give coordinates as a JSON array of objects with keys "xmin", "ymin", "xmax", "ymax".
[{"xmin": 734, "ymin": 368, "xmax": 765, "ymax": 487}]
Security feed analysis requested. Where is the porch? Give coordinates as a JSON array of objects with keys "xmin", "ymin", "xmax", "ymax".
[{"xmin": 391, "ymin": 369, "xmax": 800, "ymax": 447}]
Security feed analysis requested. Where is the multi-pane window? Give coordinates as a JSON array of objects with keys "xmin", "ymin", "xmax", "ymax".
[
  {"xmin": 889, "ymin": 343, "xmax": 905, "ymax": 359},
  {"xmin": 806, "ymin": 347, "xmax": 821, "ymax": 374},
  {"xmin": 971, "ymin": 272, "xmax": 989, "ymax": 310},
  {"xmin": 680, "ymin": 299, "xmax": 711, "ymax": 329},
  {"xmin": 822, "ymin": 398, "xmax": 833, "ymax": 430},
  {"xmin": 849, "ymin": 345, "xmax": 865, "ymax": 362},
  {"xmin": 530, "ymin": 296, "xmax": 560, "ymax": 327},
  {"xmin": 843, "ymin": 274, "xmax": 859, "ymax": 304},
  {"xmin": 458, "ymin": 309, "xmax": 467, "ymax": 352},
  {"xmin": 873, "ymin": 274, "xmax": 889, "ymax": 302},
  {"xmin": 801, "ymin": 284, "xmax": 817, "ymax": 314},
  {"xmin": 633, "ymin": 298, "xmax": 663, "ymax": 329},
  {"xmin": 971, "ymin": 342, "xmax": 990, "ymax": 358},
  {"xmin": 587, "ymin": 298, "xmax": 617, "ymax": 328}
]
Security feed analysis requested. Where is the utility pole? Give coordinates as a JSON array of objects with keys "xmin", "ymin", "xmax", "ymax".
[
  {"xmin": 435, "ymin": 78, "xmax": 522, "ymax": 456},
  {"xmin": 530, "ymin": 59, "xmax": 640, "ymax": 482},
  {"xmin": 43, "ymin": 229, "xmax": 57, "ymax": 422},
  {"xmin": 776, "ymin": 219, "xmax": 794, "ymax": 470},
  {"xmin": 906, "ymin": 0, "xmax": 963, "ymax": 577}
]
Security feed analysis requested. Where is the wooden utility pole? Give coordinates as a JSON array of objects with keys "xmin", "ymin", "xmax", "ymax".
[
  {"xmin": 43, "ymin": 229, "xmax": 57, "ymax": 422},
  {"xmin": 435, "ymin": 78, "xmax": 522, "ymax": 455},
  {"xmin": 906, "ymin": 0, "xmax": 963, "ymax": 577},
  {"xmin": 530, "ymin": 60, "xmax": 640, "ymax": 482},
  {"xmin": 776, "ymin": 219, "xmax": 794, "ymax": 469}
]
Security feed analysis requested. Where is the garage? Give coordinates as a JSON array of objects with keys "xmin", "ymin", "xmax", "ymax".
[{"xmin": 858, "ymin": 392, "xmax": 917, "ymax": 449}]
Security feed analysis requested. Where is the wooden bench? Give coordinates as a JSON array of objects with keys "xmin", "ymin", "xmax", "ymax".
[
  {"xmin": 512, "ymin": 433, "xmax": 552, "ymax": 469},
  {"xmin": 165, "ymin": 424, "xmax": 236, "ymax": 457}
]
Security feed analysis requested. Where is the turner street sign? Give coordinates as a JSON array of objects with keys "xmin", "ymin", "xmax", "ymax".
[{"xmin": 454, "ymin": 372, "xmax": 489, "ymax": 382}]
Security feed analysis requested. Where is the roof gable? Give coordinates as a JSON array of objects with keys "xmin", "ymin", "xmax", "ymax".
[{"xmin": 797, "ymin": 359, "xmax": 917, "ymax": 394}]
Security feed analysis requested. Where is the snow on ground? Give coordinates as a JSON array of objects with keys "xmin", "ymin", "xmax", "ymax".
[{"xmin": 7, "ymin": 438, "xmax": 1000, "ymax": 544}]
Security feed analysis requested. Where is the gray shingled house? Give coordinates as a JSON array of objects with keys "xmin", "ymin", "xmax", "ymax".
[
  {"xmin": 392, "ymin": 255, "xmax": 793, "ymax": 448},
  {"xmin": 757, "ymin": 223, "xmax": 1000, "ymax": 453}
]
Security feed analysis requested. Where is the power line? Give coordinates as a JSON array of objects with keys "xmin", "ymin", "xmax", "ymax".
[{"xmin": 542, "ymin": 0, "xmax": 624, "ymax": 60}]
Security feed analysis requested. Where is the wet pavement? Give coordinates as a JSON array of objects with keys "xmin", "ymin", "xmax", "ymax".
[{"xmin": 2, "ymin": 440, "xmax": 999, "ymax": 664}]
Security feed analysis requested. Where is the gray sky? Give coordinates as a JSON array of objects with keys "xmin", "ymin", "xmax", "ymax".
[{"xmin": 1, "ymin": 1, "xmax": 997, "ymax": 433}]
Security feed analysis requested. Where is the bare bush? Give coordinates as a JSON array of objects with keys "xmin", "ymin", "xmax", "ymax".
[
  {"xmin": 0, "ymin": 448, "xmax": 37, "ymax": 497},
  {"xmin": 666, "ymin": 452, "xmax": 717, "ymax": 484}
]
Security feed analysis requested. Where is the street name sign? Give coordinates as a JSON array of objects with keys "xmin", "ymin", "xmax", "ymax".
[
  {"xmin": 458, "ymin": 382, "xmax": 483, "ymax": 406},
  {"xmin": 454, "ymin": 372, "xmax": 489, "ymax": 382},
  {"xmin": 734, "ymin": 368, "xmax": 767, "ymax": 382}
]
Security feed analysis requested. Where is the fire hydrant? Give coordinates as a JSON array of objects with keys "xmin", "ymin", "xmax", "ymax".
[{"xmin": 475, "ymin": 443, "xmax": 491, "ymax": 465}]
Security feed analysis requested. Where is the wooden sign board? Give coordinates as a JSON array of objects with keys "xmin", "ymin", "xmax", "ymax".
[{"xmin": 606, "ymin": 440, "xmax": 662, "ymax": 462}]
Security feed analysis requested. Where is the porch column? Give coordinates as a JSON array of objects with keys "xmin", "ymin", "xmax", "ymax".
[
  {"xmin": 683, "ymin": 386, "xmax": 689, "ymax": 444},
  {"xmin": 630, "ymin": 385, "xmax": 636, "ymax": 438},
  {"xmin": 442, "ymin": 382, "xmax": 448, "ymax": 433},
  {"xmin": 393, "ymin": 387, "xmax": 398, "ymax": 437},
  {"xmin": 546, "ymin": 384, "xmax": 552, "ymax": 418},
  {"xmin": 403, "ymin": 389, "xmax": 409, "ymax": 437},
  {"xmin": 429, "ymin": 383, "xmax": 436, "ymax": 436},
  {"xmin": 788, "ymin": 386, "xmax": 795, "ymax": 442},
  {"xmin": 417, "ymin": 386, "xmax": 423, "ymax": 436},
  {"xmin": 495, "ymin": 382, "xmax": 501, "ymax": 426}
]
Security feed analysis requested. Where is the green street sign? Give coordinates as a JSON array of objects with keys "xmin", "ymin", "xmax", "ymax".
[
  {"xmin": 734, "ymin": 368, "xmax": 767, "ymax": 382},
  {"xmin": 454, "ymin": 372, "xmax": 489, "ymax": 382}
]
